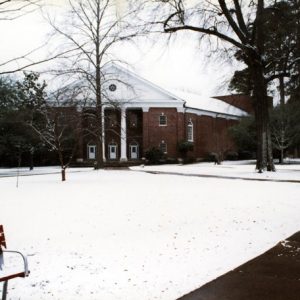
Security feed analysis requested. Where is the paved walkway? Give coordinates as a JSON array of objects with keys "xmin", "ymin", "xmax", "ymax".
[
  {"xmin": 178, "ymin": 231, "xmax": 300, "ymax": 300},
  {"xmin": 138, "ymin": 170, "xmax": 300, "ymax": 183},
  {"xmin": 0, "ymin": 167, "xmax": 93, "ymax": 178}
]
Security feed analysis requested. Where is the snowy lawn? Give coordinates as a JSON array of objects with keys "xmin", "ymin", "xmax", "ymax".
[
  {"xmin": 0, "ymin": 166, "xmax": 93, "ymax": 178},
  {"xmin": 131, "ymin": 160, "xmax": 300, "ymax": 181},
  {"xmin": 1, "ymin": 167, "xmax": 300, "ymax": 300}
]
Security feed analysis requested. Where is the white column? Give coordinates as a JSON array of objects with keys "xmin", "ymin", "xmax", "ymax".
[
  {"xmin": 101, "ymin": 106, "xmax": 106, "ymax": 162},
  {"xmin": 120, "ymin": 106, "xmax": 128, "ymax": 162}
]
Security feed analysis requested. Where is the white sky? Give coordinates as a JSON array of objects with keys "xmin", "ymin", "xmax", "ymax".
[{"xmin": 0, "ymin": 0, "xmax": 242, "ymax": 97}]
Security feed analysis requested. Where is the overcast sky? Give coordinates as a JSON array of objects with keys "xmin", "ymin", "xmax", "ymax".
[{"xmin": 0, "ymin": 0, "xmax": 242, "ymax": 97}]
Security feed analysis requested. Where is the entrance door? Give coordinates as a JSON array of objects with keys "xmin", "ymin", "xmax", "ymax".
[
  {"xmin": 108, "ymin": 144, "xmax": 117, "ymax": 160},
  {"xmin": 130, "ymin": 145, "xmax": 138, "ymax": 159},
  {"xmin": 88, "ymin": 145, "xmax": 96, "ymax": 160}
]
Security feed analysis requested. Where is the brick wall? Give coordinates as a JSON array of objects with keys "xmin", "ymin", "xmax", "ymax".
[
  {"xmin": 182, "ymin": 113, "xmax": 239, "ymax": 160},
  {"xmin": 145, "ymin": 108, "xmax": 180, "ymax": 158},
  {"xmin": 213, "ymin": 94, "xmax": 254, "ymax": 114},
  {"xmin": 79, "ymin": 107, "xmax": 240, "ymax": 163}
]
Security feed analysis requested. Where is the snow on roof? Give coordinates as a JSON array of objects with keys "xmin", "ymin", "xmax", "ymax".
[
  {"xmin": 172, "ymin": 90, "xmax": 248, "ymax": 117},
  {"xmin": 105, "ymin": 63, "xmax": 248, "ymax": 117}
]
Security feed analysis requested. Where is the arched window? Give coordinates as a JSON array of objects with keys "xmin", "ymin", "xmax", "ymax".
[
  {"xmin": 159, "ymin": 140, "xmax": 167, "ymax": 154},
  {"xmin": 159, "ymin": 113, "xmax": 167, "ymax": 126},
  {"xmin": 187, "ymin": 121, "xmax": 194, "ymax": 142}
]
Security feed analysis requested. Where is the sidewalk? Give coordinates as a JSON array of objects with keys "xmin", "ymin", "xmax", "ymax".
[
  {"xmin": 0, "ymin": 167, "xmax": 93, "ymax": 178},
  {"xmin": 131, "ymin": 162, "xmax": 300, "ymax": 183},
  {"xmin": 138, "ymin": 169, "xmax": 300, "ymax": 183},
  {"xmin": 178, "ymin": 231, "xmax": 300, "ymax": 300}
]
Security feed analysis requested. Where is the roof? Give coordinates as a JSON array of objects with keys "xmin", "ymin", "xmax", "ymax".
[
  {"xmin": 172, "ymin": 90, "xmax": 248, "ymax": 117},
  {"xmin": 103, "ymin": 63, "xmax": 248, "ymax": 117}
]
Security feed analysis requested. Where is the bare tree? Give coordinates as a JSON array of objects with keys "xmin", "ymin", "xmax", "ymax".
[
  {"xmin": 47, "ymin": 0, "xmax": 142, "ymax": 169},
  {"xmin": 0, "ymin": 0, "xmax": 41, "ymax": 20},
  {"xmin": 0, "ymin": 0, "xmax": 86, "ymax": 75},
  {"xmin": 29, "ymin": 84, "xmax": 85, "ymax": 181},
  {"xmin": 271, "ymin": 104, "xmax": 298, "ymax": 164},
  {"xmin": 0, "ymin": 0, "xmax": 51, "ymax": 75},
  {"xmin": 153, "ymin": 0, "xmax": 280, "ymax": 172}
]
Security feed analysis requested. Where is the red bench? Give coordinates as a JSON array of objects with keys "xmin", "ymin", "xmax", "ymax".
[{"xmin": 0, "ymin": 225, "xmax": 29, "ymax": 300}]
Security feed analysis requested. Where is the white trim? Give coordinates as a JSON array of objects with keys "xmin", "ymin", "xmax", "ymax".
[
  {"xmin": 106, "ymin": 63, "xmax": 186, "ymax": 103},
  {"xmin": 185, "ymin": 107, "xmax": 241, "ymax": 120},
  {"xmin": 101, "ymin": 106, "xmax": 106, "ymax": 162},
  {"xmin": 120, "ymin": 107, "xmax": 128, "ymax": 162},
  {"xmin": 103, "ymin": 101, "xmax": 185, "ymax": 109},
  {"xmin": 87, "ymin": 144, "xmax": 96, "ymax": 160},
  {"xmin": 108, "ymin": 144, "xmax": 118, "ymax": 160},
  {"xmin": 177, "ymin": 107, "xmax": 185, "ymax": 113},
  {"xmin": 159, "ymin": 140, "xmax": 167, "ymax": 154},
  {"xmin": 187, "ymin": 121, "xmax": 194, "ymax": 142},
  {"xmin": 129, "ymin": 143, "xmax": 139, "ymax": 160},
  {"xmin": 159, "ymin": 113, "xmax": 167, "ymax": 126}
]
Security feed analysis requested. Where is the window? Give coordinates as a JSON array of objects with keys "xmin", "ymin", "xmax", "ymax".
[
  {"xmin": 129, "ymin": 142, "xmax": 139, "ymax": 159},
  {"xmin": 187, "ymin": 121, "xmax": 194, "ymax": 142},
  {"xmin": 108, "ymin": 113, "xmax": 117, "ymax": 128},
  {"xmin": 160, "ymin": 141, "xmax": 167, "ymax": 154},
  {"xmin": 129, "ymin": 112, "xmax": 138, "ymax": 128},
  {"xmin": 87, "ymin": 145, "xmax": 96, "ymax": 160},
  {"xmin": 109, "ymin": 84, "xmax": 117, "ymax": 92},
  {"xmin": 159, "ymin": 113, "xmax": 167, "ymax": 126},
  {"xmin": 108, "ymin": 143, "xmax": 117, "ymax": 160}
]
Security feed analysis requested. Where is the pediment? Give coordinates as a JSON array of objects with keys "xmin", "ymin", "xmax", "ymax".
[{"xmin": 101, "ymin": 63, "xmax": 185, "ymax": 106}]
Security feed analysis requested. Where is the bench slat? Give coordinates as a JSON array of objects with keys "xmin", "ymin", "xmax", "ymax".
[{"xmin": 0, "ymin": 272, "xmax": 28, "ymax": 282}]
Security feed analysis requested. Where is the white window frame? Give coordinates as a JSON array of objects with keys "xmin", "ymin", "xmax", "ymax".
[
  {"xmin": 108, "ymin": 143, "xmax": 118, "ymax": 160},
  {"xmin": 159, "ymin": 113, "xmax": 167, "ymax": 126},
  {"xmin": 129, "ymin": 143, "xmax": 139, "ymax": 159},
  {"xmin": 87, "ymin": 145, "xmax": 96, "ymax": 160},
  {"xmin": 159, "ymin": 141, "xmax": 167, "ymax": 154},
  {"xmin": 187, "ymin": 121, "xmax": 194, "ymax": 142}
]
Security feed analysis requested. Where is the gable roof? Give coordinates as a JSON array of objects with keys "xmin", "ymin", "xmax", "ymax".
[
  {"xmin": 103, "ymin": 63, "xmax": 248, "ymax": 118},
  {"xmin": 103, "ymin": 63, "xmax": 185, "ymax": 105},
  {"xmin": 173, "ymin": 90, "xmax": 248, "ymax": 117}
]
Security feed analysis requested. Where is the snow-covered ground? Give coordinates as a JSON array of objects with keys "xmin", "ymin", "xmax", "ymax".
[
  {"xmin": 0, "ymin": 166, "xmax": 93, "ymax": 178},
  {"xmin": 1, "ymin": 164, "xmax": 300, "ymax": 300},
  {"xmin": 131, "ymin": 160, "xmax": 300, "ymax": 182}
]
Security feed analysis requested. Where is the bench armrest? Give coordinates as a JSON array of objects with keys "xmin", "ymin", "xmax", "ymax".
[{"xmin": 0, "ymin": 250, "xmax": 29, "ymax": 282}]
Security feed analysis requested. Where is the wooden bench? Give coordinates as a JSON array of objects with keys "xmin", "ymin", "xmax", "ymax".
[{"xmin": 0, "ymin": 225, "xmax": 29, "ymax": 300}]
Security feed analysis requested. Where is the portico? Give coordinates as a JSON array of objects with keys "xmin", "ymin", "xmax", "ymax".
[
  {"xmin": 78, "ymin": 63, "xmax": 246, "ymax": 166},
  {"xmin": 102, "ymin": 105, "xmax": 144, "ymax": 163}
]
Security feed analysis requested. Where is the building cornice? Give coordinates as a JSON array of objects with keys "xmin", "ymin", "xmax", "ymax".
[{"xmin": 185, "ymin": 107, "xmax": 241, "ymax": 120}]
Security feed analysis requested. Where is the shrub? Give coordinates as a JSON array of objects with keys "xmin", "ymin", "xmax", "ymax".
[
  {"xmin": 225, "ymin": 151, "xmax": 238, "ymax": 161},
  {"xmin": 205, "ymin": 152, "xmax": 218, "ymax": 162},
  {"xmin": 145, "ymin": 147, "xmax": 164, "ymax": 165},
  {"xmin": 178, "ymin": 141, "xmax": 194, "ymax": 157},
  {"xmin": 238, "ymin": 150, "xmax": 255, "ymax": 160}
]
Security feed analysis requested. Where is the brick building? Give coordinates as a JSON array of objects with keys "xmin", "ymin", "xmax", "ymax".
[{"xmin": 76, "ymin": 64, "xmax": 249, "ymax": 165}]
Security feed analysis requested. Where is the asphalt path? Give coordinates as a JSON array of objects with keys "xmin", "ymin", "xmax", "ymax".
[{"xmin": 178, "ymin": 231, "xmax": 300, "ymax": 300}]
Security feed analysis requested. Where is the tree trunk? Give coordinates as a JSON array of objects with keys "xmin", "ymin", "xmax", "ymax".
[
  {"xmin": 58, "ymin": 147, "xmax": 66, "ymax": 181},
  {"xmin": 252, "ymin": 63, "xmax": 275, "ymax": 172},
  {"xmin": 94, "ymin": 1, "xmax": 104, "ymax": 170},
  {"xmin": 251, "ymin": 0, "xmax": 275, "ymax": 172},
  {"xmin": 279, "ymin": 76, "xmax": 285, "ymax": 107},
  {"xmin": 29, "ymin": 149, "xmax": 34, "ymax": 171}
]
